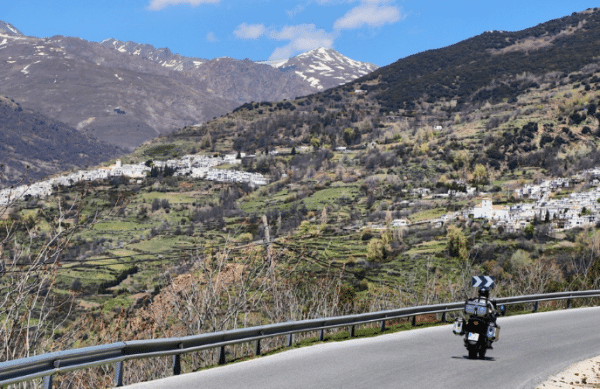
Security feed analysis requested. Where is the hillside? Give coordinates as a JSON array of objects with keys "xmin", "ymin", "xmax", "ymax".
[
  {"xmin": 0, "ymin": 96, "xmax": 123, "ymax": 186},
  {"xmin": 362, "ymin": 8, "xmax": 600, "ymax": 112}
]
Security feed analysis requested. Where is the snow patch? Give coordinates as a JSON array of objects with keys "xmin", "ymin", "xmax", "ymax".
[
  {"xmin": 6, "ymin": 24, "xmax": 19, "ymax": 35},
  {"xmin": 316, "ymin": 48, "xmax": 333, "ymax": 62},
  {"xmin": 294, "ymin": 71, "xmax": 307, "ymax": 81},
  {"xmin": 309, "ymin": 63, "xmax": 333, "ymax": 72},
  {"xmin": 0, "ymin": 33, "xmax": 26, "ymax": 40},
  {"xmin": 307, "ymin": 77, "xmax": 323, "ymax": 89},
  {"xmin": 20, "ymin": 61, "xmax": 41, "ymax": 75},
  {"xmin": 77, "ymin": 117, "xmax": 96, "ymax": 130}
]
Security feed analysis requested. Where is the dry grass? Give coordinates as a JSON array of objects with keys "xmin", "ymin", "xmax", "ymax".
[{"xmin": 488, "ymin": 20, "xmax": 587, "ymax": 55}]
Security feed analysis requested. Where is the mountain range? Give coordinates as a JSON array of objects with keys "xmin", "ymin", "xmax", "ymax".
[
  {"xmin": 0, "ymin": 22, "xmax": 377, "ymax": 152},
  {"xmin": 137, "ymin": 7, "xmax": 600, "ymax": 178}
]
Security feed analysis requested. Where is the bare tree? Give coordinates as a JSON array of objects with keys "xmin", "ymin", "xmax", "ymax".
[{"xmin": 0, "ymin": 184, "xmax": 101, "ymax": 363}]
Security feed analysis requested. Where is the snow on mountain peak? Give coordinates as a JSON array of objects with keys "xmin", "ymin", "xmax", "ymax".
[
  {"xmin": 264, "ymin": 47, "xmax": 378, "ymax": 91},
  {"xmin": 0, "ymin": 21, "xmax": 24, "ymax": 37},
  {"xmin": 100, "ymin": 38, "xmax": 205, "ymax": 70}
]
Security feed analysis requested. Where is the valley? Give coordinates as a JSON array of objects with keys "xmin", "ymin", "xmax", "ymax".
[{"xmin": 3, "ymin": 6, "xmax": 600, "ymax": 387}]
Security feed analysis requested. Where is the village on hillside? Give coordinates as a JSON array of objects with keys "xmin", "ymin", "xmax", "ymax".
[
  {"xmin": 0, "ymin": 153, "xmax": 268, "ymax": 206},
  {"xmin": 404, "ymin": 168, "xmax": 600, "ymax": 233},
  {"xmin": 468, "ymin": 169, "xmax": 600, "ymax": 232},
  {"xmin": 4, "ymin": 152, "xmax": 600, "ymax": 234},
  {"xmin": 386, "ymin": 169, "xmax": 600, "ymax": 233}
]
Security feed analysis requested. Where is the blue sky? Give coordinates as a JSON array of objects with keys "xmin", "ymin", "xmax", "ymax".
[{"xmin": 2, "ymin": 1, "xmax": 599, "ymax": 66}]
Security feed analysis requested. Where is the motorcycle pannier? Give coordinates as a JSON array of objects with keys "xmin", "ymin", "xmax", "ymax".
[
  {"xmin": 452, "ymin": 317, "xmax": 465, "ymax": 335},
  {"xmin": 486, "ymin": 322, "xmax": 500, "ymax": 341}
]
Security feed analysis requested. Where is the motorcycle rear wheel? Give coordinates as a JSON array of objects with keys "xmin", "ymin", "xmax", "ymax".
[
  {"xmin": 478, "ymin": 347, "xmax": 487, "ymax": 359},
  {"xmin": 468, "ymin": 347, "xmax": 478, "ymax": 359}
]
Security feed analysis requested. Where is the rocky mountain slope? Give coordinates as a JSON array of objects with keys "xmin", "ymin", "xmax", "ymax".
[
  {"xmin": 260, "ymin": 47, "xmax": 379, "ymax": 91},
  {"xmin": 0, "ymin": 32, "xmax": 234, "ymax": 150},
  {"xmin": 358, "ymin": 8, "xmax": 600, "ymax": 113},
  {"xmin": 0, "ymin": 96, "xmax": 123, "ymax": 186},
  {"xmin": 0, "ymin": 28, "xmax": 310, "ymax": 150},
  {"xmin": 100, "ymin": 38, "xmax": 316, "ymax": 107}
]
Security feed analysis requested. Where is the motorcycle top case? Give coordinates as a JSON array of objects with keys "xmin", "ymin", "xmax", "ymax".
[{"xmin": 464, "ymin": 300, "xmax": 488, "ymax": 317}]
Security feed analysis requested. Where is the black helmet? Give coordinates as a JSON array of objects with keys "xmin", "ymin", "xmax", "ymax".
[{"xmin": 478, "ymin": 287, "xmax": 490, "ymax": 298}]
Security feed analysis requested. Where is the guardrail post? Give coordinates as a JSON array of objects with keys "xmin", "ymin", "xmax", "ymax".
[
  {"xmin": 43, "ymin": 375, "xmax": 53, "ymax": 389},
  {"xmin": 173, "ymin": 354, "xmax": 181, "ymax": 376},
  {"xmin": 115, "ymin": 361, "xmax": 124, "ymax": 387},
  {"xmin": 287, "ymin": 333, "xmax": 293, "ymax": 347},
  {"xmin": 349, "ymin": 325, "xmax": 355, "ymax": 337},
  {"xmin": 411, "ymin": 316, "xmax": 416, "ymax": 326},
  {"xmin": 380, "ymin": 320, "xmax": 386, "ymax": 332},
  {"xmin": 256, "ymin": 339, "xmax": 261, "ymax": 356},
  {"xmin": 441, "ymin": 312, "xmax": 446, "ymax": 323},
  {"xmin": 218, "ymin": 346, "xmax": 226, "ymax": 365},
  {"xmin": 319, "ymin": 329, "xmax": 324, "ymax": 341},
  {"xmin": 532, "ymin": 301, "xmax": 538, "ymax": 313},
  {"xmin": 567, "ymin": 299, "xmax": 571, "ymax": 309}
]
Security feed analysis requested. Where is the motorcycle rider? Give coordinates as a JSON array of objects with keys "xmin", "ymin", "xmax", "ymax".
[{"xmin": 475, "ymin": 286, "xmax": 499, "ymax": 323}]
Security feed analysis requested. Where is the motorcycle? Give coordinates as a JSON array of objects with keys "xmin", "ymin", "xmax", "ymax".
[{"xmin": 452, "ymin": 276, "xmax": 506, "ymax": 359}]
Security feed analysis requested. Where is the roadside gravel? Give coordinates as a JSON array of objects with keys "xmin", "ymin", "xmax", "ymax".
[{"xmin": 538, "ymin": 356, "xmax": 600, "ymax": 388}]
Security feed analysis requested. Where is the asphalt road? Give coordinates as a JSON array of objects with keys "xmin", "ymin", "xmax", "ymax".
[{"xmin": 124, "ymin": 307, "xmax": 600, "ymax": 389}]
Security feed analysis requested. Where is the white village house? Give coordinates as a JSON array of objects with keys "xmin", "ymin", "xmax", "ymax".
[{"xmin": 472, "ymin": 198, "xmax": 509, "ymax": 220}]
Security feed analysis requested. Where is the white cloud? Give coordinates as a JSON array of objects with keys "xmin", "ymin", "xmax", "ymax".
[
  {"xmin": 285, "ymin": 4, "xmax": 306, "ymax": 18},
  {"xmin": 234, "ymin": 0, "xmax": 400, "ymax": 61},
  {"xmin": 268, "ymin": 24, "xmax": 336, "ymax": 61},
  {"xmin": 147, "ymin": 0, "xmax": 220, "ymax": 11},
  {"xmin": 334, "ymin": 2, "xmax": 402, "ymax": 30},
  {"xmin": 233, "ymin": 23, "xmax": 266, "ymax": 40},
  {"xmin": 206, "ymin": 32, "xmax": 219, "ymax": 42}
]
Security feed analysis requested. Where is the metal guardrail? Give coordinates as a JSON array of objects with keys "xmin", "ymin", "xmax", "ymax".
[{"xmin": 2, "ymin": 290, "xmax": 600, "ymax": 388}]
